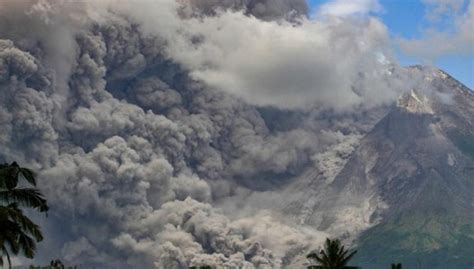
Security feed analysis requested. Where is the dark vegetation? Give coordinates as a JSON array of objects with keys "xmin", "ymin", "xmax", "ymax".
[
  {"xmin": 353, "ymin": 214, "xmax": 474, "ymax": 268},
  {"xmin": 391, "ymin": 263, "xmax": 402, "ymax": 269},
  {"xmin": 0, "ymin": 162, "xmax": 48, "ymax": 269},
  {"xmin": 306, "ymin": 238, "xmax": 359, "ymax": 269},
  {"xmin": 29, "ymin": 259, "xmax": 78, "ymax": 269}
]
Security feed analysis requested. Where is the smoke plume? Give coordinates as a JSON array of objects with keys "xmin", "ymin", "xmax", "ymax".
[{"xmin": 0, "ymin": 0, "xmax": 427, "ymax": 268}]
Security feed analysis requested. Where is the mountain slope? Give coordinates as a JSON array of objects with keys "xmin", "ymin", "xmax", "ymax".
[{"xmin": 332, "ymin": 69, "xmax": 474, "ymax": 268}]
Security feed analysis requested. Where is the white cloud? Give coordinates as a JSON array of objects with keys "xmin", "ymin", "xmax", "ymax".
[
  {"xmin": 150, "ymin": 9, "xmax": 401, "ymax": 109},
  {"xmin": 399, "ymin": 0, "xmax": 474, "ymax": 60},
  {"xmin": 317, "ymin": 0, "xmax": 383, "ymax": 17},
  {"xmin": 88, "ymin": 0, "xmax": 411, "ymax": 110},
  {"xmin": 422, "ymin": 0, "xmax": 466, "ymax": 21}
]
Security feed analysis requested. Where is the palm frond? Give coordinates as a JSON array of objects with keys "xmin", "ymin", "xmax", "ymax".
[
  {"xmin": 19, "ymin": 168, "xmax": 36, "ymax": 186},
  {"xmin": 0, "ymin": 162, "xmax": 38, "ymax": 189},
  {"xmin": 307, "ymin": 238, "xmax": 359, "ymax": 269},
  {"xmin": 306, "ymin": 252, "xmax": 319, "ymax": 259},
  {"xmin": 1, "ymin": 223, "xmax": 21, "ymax": 255},
  {"xmin": 0, "ymin": 162, "xmax": 47, "ymax": 265},
  {"xmin": 0, "ymin": 188, "xmax": 49, "ymax": 212},
  {"xmin": 17, "ymin": 232, "xmax": 36, "ymax": 258},
  {"xmin": 0, "ymin": 166, "xmax": 19, "ymax": 190},
  {"xmin": 1, "ymin": 246, "xmax": 12, "ymax": 269},
  {"xmin": 340, "ymin": 250, "xmax": 358, "ymax": 265},
  {"xmin": 5, "ymin": 205, "xmax": 43, "ymax": 241}
]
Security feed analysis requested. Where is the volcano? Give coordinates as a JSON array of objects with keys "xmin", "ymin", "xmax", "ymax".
[
  {"xmin": 0, "ymin": 2, "xmax": 472, "ymax": 266},
  {"xmin": 334, "ymin": 68, "xmax": 474, "ymax": 268}
]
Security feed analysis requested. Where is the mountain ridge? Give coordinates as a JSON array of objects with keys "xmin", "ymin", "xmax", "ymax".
[{"xmin": 335, "ymin": 68, "xmax": 474, "ymax": 268}]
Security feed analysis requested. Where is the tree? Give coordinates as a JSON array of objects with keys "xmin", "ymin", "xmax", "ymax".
[
  {"xmin": 0, "ymin": 162, "xmax": 49, "ymax": 269},
  {"xmin": 307, "ymin": 238, "xmax": 360, "ymax": 269},
  {"xmin": 29, "ymin": 259, "xmax": 79, "ymax": 269},
  {"xmin": 391, "ymin": 263, "xmax": 402, "ymax": 269}
]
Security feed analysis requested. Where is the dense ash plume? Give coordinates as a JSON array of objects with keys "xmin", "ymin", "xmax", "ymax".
[
  {"xmin": 0, "ymin": 0, "xmax": 425, "ymax": 268},
  {"xmin": 179, "ymin": 0, "xmax": 309, "ymax": 21}
]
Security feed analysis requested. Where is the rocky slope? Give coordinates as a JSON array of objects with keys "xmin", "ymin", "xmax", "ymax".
[{"xmin": 335, "ymin": 68, "xmax": 474, "ymax": 268}]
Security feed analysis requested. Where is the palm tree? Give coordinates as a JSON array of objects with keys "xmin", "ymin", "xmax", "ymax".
[
  {"xmin": 307, "ymin": 238, "xmax": 360, "ymax": 269},
  {"xmin": 0, "ymin": 162, "xmax": 49, "ymax": 269},
  {"xmin": 29, "ymin": 259, "xmax": 78, "ymax": 269},
  {"xmin": 391, "ymin": 263, "xmax": 402, "ymax": 269}
]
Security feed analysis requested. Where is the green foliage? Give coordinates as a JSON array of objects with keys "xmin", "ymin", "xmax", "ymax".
[
  {"xmin": 29, "ymin": 259, "xmax": 79, "ymax": 269},
  {"xmin": 0, "ymin": 162, "xmax": 48, "ymax": 212},
  {"xmin": 391, "ymin": 263, "xmax": 402, "ymax": 269},
  {"xmin": 354, "ymin": 214, "xmax": 474, "ymax": 269},
  {"xmin": 0, "ymin": 162, "xmax": 49, "ymax": 269},
  {"xmin": 307, "ymin": 238, "xmax": 360, "ymax": 269}
]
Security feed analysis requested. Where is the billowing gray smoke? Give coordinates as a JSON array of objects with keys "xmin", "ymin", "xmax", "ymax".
[
  {"xmin": 180, "ymin": 0, "xmax": 308, "ymax": 21},
  {"xmin": 0, "ymin": 0, "xmax": 424, "ymax": 268}
]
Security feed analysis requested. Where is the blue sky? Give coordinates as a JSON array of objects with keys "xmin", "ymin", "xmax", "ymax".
[{"xmin": 308, "ymin": 0, "xmax": 474, "ymax": 89}]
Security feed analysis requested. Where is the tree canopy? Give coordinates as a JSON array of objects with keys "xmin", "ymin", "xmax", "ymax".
[
  {"xmin": 307, "ymin": 238, "xmax": 360, "ymax": 269},
  {"xmin": 0, "ymin": 162, "xmax": 49, "ymax": 269}
]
